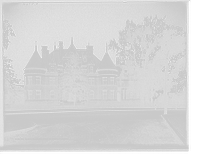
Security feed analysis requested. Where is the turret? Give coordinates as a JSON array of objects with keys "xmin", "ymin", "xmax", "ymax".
[
  {"xmin": 24, "ymin": 47, "xmax": 47, "ymax": 102},
  {"xmin": 97, "ymin": 43, "xmax": 119, "ymax": 76},
  {"xmin": 96, "ymin": 43, "xmax": 119, "ymax": 102}
]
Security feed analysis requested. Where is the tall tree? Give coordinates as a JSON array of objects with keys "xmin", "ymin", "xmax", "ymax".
[
  {"xmin": 3, "ymin": 20, "xmax": 18, "ymax": 103},
  {"xmin": 109, "ymin": 17, "xmax": 187, "ymax": 110},
  {"xmin": 3, "ymin": 20, "xmax": 15, "ymax": 50},
  {"xmin": 61, "ymin": 53, "xmax": 88, "ymax": 106},
  {"xmin": 156, "ymin": 26, "xmax": 186, "ymax": 114},
  {"xmin": 110, "ymin": 17, "xmax": 165, "ymax": 102},
  {"xmin": 3, "ymin": 19, "xmax": 21, "ymax": 107}
]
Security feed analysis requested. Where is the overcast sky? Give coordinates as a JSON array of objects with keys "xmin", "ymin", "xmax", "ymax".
[{"xmin": 3, "ymin": 2, "xmax": 187, "ymax": 80}]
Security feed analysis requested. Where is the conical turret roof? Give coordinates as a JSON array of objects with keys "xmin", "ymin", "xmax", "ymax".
[
  {"xmin": 25, "ymin": 48, "xmax": 46, "ymax": 69},
  {"xmin": 97, "ymin": 50, "xmax": 117, "ymax": 70}
]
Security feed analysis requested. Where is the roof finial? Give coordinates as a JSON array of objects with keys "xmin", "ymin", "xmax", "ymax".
[
  {"xmin": 71, "ymin": 37, "xmax": 74, "ymax": 45},
  {"xmin": 106, "ymin": 42, "xmax": 108, "ymax": 53}
]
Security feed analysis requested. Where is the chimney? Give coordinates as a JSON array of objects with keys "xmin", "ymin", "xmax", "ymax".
[{"xmin": 41, "ymin": 46, "xmax": 49, "ymax": 59}]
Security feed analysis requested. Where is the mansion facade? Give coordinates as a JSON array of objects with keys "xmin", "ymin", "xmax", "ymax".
[{"xmin": 24, "ymin": 38, "xmax": 132, "ymax": 102}]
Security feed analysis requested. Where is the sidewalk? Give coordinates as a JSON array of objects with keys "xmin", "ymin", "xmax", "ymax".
[{"xmin": 162, "ymin": 110, "xmax": 188, "ymax": 145}]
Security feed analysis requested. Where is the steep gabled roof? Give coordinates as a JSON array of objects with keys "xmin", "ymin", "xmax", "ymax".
[
  {"xmin": 98, "ymin": 52, "xmax": 117, "ymax": 70},
  {"xmin": 66, "ymin": 42, "xmax": 78, "ymax": 56},
  {"xmin": 91, "ymin": 54, "xmax": 101, "ymax": 65},
  {"xmin": 25, "ymin": 46, "xmax": 46, "ymax": 69}
]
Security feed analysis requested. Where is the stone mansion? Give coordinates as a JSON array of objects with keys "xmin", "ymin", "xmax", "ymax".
[{"xmin": 24, "ymin": 38, "xmax": 133, "ymax": 103}]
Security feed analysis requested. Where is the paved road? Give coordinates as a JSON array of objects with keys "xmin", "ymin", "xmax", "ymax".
[
  {"xmin": 5, "ymin": 110, "xmax": 164, "ymax": 131},
  {"xmin": 3, "ymin": 110, "xmax": 188, "ymax": 150}
]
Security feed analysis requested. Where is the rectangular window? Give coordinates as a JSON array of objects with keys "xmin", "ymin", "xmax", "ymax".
[
  {"xmin": 35, "ymin": 90, "xmax": 41, "ymax": 100},
  {"xmin": 27, "ymin": 90, "xmax": 33, "ymax": 100},
  {"xmin": 102, "ymin": 77, "xmax": 107, "ymax": 85},
  {"xmin": 50, "ymin": 90, "xmax": 55, "ymax": 99},
  {"xmin": 49, "ymin": 77, "xmax": 55, "ymax": 85},
  {"xmin": 27, "ymin": 76, "xmax": 32, "ymax": 85},
  {"xmin": 35, "ymin": 76, "xmax": 41, "ymax": 85},
  {"xmin": 110, "ymin": 90, "xmax": 115, "ymax": 100},
  {"xmin": 89, "ymin": 90, "xmax": 94, "ymax": 100},
  {"xmin": 102, "ymin": 90, "xmax": 107, "ymax": 100},
  {"xmin": 89, "ymin": 78, "xmax": 95, "ymax": 85},
  {"xmin": 110, "ymin": 77, "xmax": 114, "ymax": 85}
]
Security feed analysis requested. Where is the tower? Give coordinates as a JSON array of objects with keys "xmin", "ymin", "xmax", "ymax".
[
  {"xmin": 96, "ymin": 43, "xmax": 119, "ymax": 101},
  {"xmin": 24, "ymin": 46, "xmax": 47, "ymax": 102}
]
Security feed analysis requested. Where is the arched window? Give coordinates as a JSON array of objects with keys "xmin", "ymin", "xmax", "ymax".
[{"xmin": 50, "ymin": 90, "xmax": 55, "ymax": 99}]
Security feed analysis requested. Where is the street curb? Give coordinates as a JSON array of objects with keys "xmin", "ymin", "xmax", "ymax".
[
  {"xmin": 4, "ymin": 108, "xmax": 187, "ymax": 115},
  {"xmin": 4, "ymin": 122, "xmax": 37, "ymax": 135},
  {"xmin": 4, "ymin": 109, "xmax": 154, "ymax": 115},
  {"xmin": 161, "ymin": 114, "xmax": 187, "ymax": 145}
]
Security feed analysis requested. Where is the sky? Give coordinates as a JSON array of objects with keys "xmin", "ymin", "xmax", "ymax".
[{"xmin": 3, "ymin": 2, "xmax": 187, "ymax": 80}]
